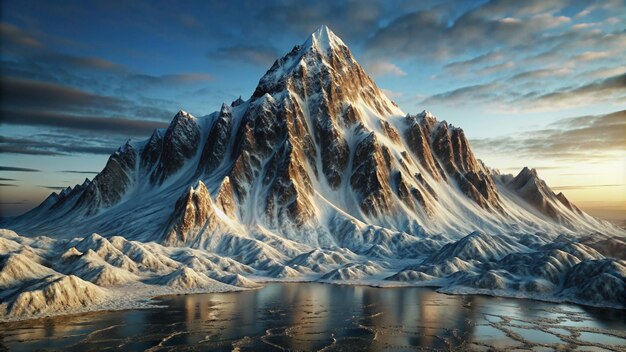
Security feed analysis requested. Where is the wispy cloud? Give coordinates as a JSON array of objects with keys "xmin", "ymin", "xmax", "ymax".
[
  {"xmin": 0, "ymin": 135, "xmax": 118, "ymax": 156},
  {"xmin": 526, "ymin": 73, "xmax": 626, "ymax": 110},
  {"xmin": 1, "ymin": 109, "xmax": 168, "ymax": 137},
  {"xmin": 471, "ymin": 110, "xmax": 626, "ymax": 161},
  {"xmin": 420, "ymin": 82, "xmax": 501, "ymax": 106},
  {"xmin": 362, "ymin": 0, "xmax": 626, "ymax": 116},
  {"xmin": 420, "ymin": 72, "xmax": 626, "ymax": 111},
  {"xmin": 1, "ymin": 77, "xmax": 126, "ymax": 114},
  {"xmin": 443, "ymin": 51, "xmax": 504, "ymax": 76},
  {"xmin": 258, "ymin": 1, "xmax": 385, "ymax": 41},
  {"xmin": 365, "ymin": 2, "xmax": 576, "ymax": 60},
  {"xmin": 123, "ymin": 73, "xmax": 213, "ymax": 88},
  {"xmin": 551, "ymin": 184, "xmax": 624, "ymax": 191},
  {"xmin": 0, "ymin": 166, "xmax": 41, "ymax": 172},
  {"xmin": 364, "ymin": 60, "xmax": 407, "ymax": 77},
  {"xmin": 59, "ymin": 170, "xmax": 99, "ymax": 174},
  {"xmin": 37, "ymin": 185, "xmax": 68, "ymax": 190},
  {"xmin": 573, "ymin": 51, "xmax": 611, "ymax": 62},
  {"xmin": 210, "ymin": 45, "xmax": 279, "ymax": 67}
]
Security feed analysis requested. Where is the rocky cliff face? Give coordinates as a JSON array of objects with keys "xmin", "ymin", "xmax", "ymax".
[
  {"xmin": 3, "ymin": 26, "xmax": 620, "ymax": 250},
  {"xmin": 150, "ymin": 111, "xmax": 201, "ymax": 184},
  {"xmin": 74, "ymin": 142, "xmax": 137, "ymax": 215},
  {"xmin": 162, "ymin": 181, "xmax": 235, "ymax": 247}
]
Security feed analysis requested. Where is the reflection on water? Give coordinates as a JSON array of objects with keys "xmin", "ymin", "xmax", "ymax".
[{"xmin": 1, "ymin": 283, "xmax": 625, "ymax": 351}]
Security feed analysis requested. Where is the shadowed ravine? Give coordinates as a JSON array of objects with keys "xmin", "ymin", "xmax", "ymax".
[{"xmin": 1, "ymin": 283, "xmax": 625, "ymax": 351}]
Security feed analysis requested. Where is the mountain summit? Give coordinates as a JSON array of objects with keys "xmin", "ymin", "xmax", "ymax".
[
  {"xmin": 1, "ymin": 27, "xmax": 625, "ymax": 319},
  {"xmin": 3, "ymin": 26, "xmax": 620, "ymax": 247}
]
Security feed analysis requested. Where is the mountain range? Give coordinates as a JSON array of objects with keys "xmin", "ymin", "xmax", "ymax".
[{"xmin": 1, "ymin": 26, "xmax": 624, "ymax": 320}]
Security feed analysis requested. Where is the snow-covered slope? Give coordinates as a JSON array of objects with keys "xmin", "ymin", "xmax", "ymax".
[
  {"xmin": 387, "ymin": 231, "xmax": 626, "ymax": 308},
  {"xmin": 0, "ymin": 229, "xmax": 252, "ymax": 320},
  {"xmin": 1, "ymin": 227, "xmax": 624, "ymax": 322},
  {"xmin": 0, "ymin": 26, "xmax": 624, "ymax": 319}
]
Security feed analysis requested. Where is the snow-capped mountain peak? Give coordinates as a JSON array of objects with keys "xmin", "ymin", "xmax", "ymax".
[
  {"xmin": 303, "ymin": 25, "xmax": 346, "ymax": 55},
  {"xmin": 3, "ymin": 26, "xmax": 622, "ymax": 247}
]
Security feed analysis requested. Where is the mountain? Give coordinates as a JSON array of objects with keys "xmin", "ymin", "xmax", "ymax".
[
  {"xmin": 3, "ymin": 26, "xmax": 617, "ymax": 244},
  {"xmin": 1, "ymin": 26, "xmax": 624, "ymax": 319}
]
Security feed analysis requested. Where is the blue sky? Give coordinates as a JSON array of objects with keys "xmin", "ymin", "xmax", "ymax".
[{"xmin": 0, "ymin": 0, "xmax": 625, "ymax": 221}]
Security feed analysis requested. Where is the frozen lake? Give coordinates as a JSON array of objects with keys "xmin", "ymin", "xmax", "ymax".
[{"xmin": 1, "ymin": 283, "xmax": 625, "ymax": 351}]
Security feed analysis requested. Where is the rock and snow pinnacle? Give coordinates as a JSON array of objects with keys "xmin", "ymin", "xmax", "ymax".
[{"xmin": 304, "ymin": 25, "xmax": 345, "ymax": 54}]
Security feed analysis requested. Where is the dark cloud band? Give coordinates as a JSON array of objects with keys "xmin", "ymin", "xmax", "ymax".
[
  {"xmin": 0, "ymin": 166, "xmax": 41, "ymax": 172},
  {"xmin": 0, "ymin": 110, "xmax": 168, "ymax": 136}
]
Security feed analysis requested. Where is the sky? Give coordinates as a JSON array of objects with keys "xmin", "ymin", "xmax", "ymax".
[{"xmin": 0, "ymin": 0, "xmax": 624, "ymax": 224}]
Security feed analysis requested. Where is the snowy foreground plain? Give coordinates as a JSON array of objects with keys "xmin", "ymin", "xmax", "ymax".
[{"xmin": 1, "ymin": 228, "xmax": 624, "ymax": 323}]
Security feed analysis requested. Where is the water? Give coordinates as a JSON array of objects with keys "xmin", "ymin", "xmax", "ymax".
[{"xmin": 1, "ymin": 283, "xmax": 625, "ymax": 351}]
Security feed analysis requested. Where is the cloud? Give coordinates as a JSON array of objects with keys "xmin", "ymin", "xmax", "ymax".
[
  {"xmin": 210, "ymin": 45, "xmax": 279, "ymax": 67},
  {"xmin": 575, "ymin": 4, "xmax": 597, "ymax": 18},
  {"xmin": 123, "ymin": 73, "xmax": 213, "ymax": 88},
  {"xmin": 442, "ymin": 51, "xmax": 504, "ymax": 76},
  {"xmin": 59, "ymin": 170, "xmax": 99, "ymax": 174},
  {"xmin": 0, "ymin": 23, "xmax": 42, "ymax": 48},
  {"xmin": 573, "ymin": 51, "xmax": 611, "ymax": 62},
  {"xmin": 0, "ymin": 23, "xmax": 125, "ymax": 73},
  {"xmin": 0, "ymin": 166, "xmax": 40, "ymax": 172},
  {"xmin": 0, "ymin": 178, "xmax": 16, "ymax": 181},
  {"xmin": 258, "ymin": 1, "xmax": 385, "ymax": 42},
  {"xmin": 34, "ymin": 51, "xmax": 126, "ymax": 73},
  {"xmin": 420, "ymin": 82, "xmax": 501, "ymax": 106},
  {"xmin": 577, "ymin": 65, "xmax": 626, "ymax": 81},
  {"xmin": 527, "ymin": 73, "xmax": 626, "ymax": 109},
  {"xmin": 0, "ymin": 145, "xmax": 64, "ymax": 156},
  {"xmin": 0, "ymin": 135, "xmax": 116, "ymax": 156},
  {"xmin": 420, "ymin": 72, "xmax": 626, "ymax": 111},
  {"xmin": 0, "ymin": 183, "xmax": 18, "ymax": 187},
  {"xmin": 509, "ymin": 67, "xmax": 573, "ymax": 81},
  {"xmin": 0, "ymin": 76, "xmax": 173, "ymax": 121},
  {"xmin": 551, "ymin": 184, "xmax": 624, "ymax": 191},
  {"xmin": 362, "ymin": 0, "xmax": 626, "ymax": 116},
  {"xmin": 0, "ymin": 109, "xmax": 168, "ymax": 136},
  {"xmin": 0, "ymin": 77, "xmax": 172, "ymax": 135},
  {"xmin": 363, "ymin": 60, "xmax": 407, "ymax": 77},
  {"xmin": 1, "ymin": 77, "xmax": 126, "ymax": 114},
  {"xmin": 0, "ymin": 22, "xmax": 203, "ymax": 123},
  {"xmin": 365, "ymin": 2, "xmax": 573, "ymax": 60},
  {"xmin": 37, "ymin": 185, "xmax": 68, "ymax": 190},
  {"xmin": 471, "ymin": 110, "xmax": 626, "ymax": 161},
  {"xmin": 477, "ymin": 61, "xmax": 514, "ymax": 76}
]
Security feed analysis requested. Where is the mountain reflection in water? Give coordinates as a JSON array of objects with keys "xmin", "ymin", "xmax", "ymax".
[{"xmin": 1, "ymin": 283, "xmax": 625, "ymax": 351}]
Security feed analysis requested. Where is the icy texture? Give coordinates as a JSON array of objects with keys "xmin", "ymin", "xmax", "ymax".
[{"xmin": 388, "ymin": 232, "xmax": 626, "ymax": 308}]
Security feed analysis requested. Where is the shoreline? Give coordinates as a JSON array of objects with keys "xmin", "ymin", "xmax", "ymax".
[{"xmin": 2, "ymin": 278, "xmax": 624, "ymax": 324}]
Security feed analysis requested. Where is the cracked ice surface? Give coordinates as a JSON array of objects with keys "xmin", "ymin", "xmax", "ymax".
[{"xmin": 1, "ymin": 283, "xmax": 624, "ymax": 351}]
